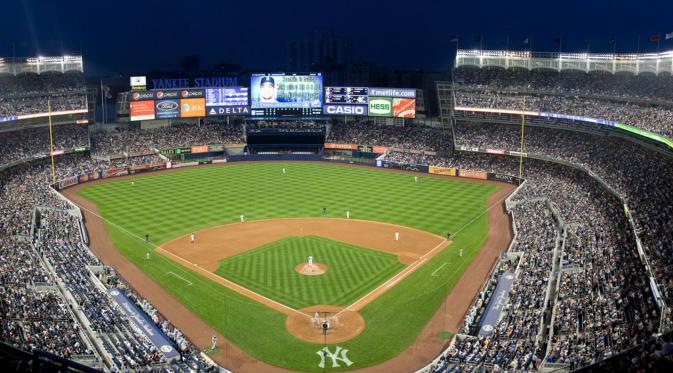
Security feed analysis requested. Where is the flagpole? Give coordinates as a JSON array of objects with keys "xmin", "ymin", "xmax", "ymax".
[
  {"xmin": 637, "ymin": 35, "xmax": 641, "ymax": 54},
  {"xmin": 506, "ymin": 36, "xmax": 509, "ymax": 52},
  {"xmin": 480, "ymin": 34, "xmax": 483, "ymax": 53}
]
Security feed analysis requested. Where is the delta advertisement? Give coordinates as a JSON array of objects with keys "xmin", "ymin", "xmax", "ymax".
[
  {"xmin": 180, "ymin": 98, "xmax": 206, "ymax": 118},
  {"xmin": 130, "ymin": 100, "xmax": 155, "ymax": 121},
  {"xmin": 205, "ymin": 87, "xmax": 250, "ymax": 116}
]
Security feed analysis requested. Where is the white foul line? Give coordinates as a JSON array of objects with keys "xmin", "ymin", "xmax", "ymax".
[
  {"xmin": 167, "ymin": 271, "xmax": 193, "ymax": 286},
  {"xmin": 431, "ymin": 262, "xmax": 450, "ymax": 277},
  {"xmin": 334, "ymin": 238, "xmax": 448, "ymax": 317}
]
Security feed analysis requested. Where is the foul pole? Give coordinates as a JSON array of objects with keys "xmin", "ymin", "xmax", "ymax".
[
  {"xmin": 48, "ymin": 98, "xmax": 56, "ymax": 184},
  {"xmin": 518, "ymin": 96, "xmax": 526, "ymax": 179}
]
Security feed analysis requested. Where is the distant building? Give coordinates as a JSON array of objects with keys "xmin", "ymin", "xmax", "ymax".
[{"xmin": 287, "ymin": 33, "xmax": 352, "ymax": 72}]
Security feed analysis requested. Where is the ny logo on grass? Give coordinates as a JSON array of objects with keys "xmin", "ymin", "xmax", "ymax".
[{"xmin": 317, "ymin": 346, "xmax": 353, "ymax": 368}]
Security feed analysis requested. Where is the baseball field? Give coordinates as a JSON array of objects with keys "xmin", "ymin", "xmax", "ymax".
[{"xmin": 66, "ymin": 162, "xmax": 512, "ymax": 372}]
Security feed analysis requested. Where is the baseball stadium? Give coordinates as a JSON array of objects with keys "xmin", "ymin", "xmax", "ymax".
[{"xmin": 2, "ymin": 3, "xmax": 673, "ymax": 373}]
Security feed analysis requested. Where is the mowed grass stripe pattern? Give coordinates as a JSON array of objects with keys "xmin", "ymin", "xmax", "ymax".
[
  {"xmin": 77, "ymin": 162, "xmax": 495, "ymax": 245},
  {"xmin": 76, "ymin": 162, "xmax": 499, "ymax": 371},
  {"xmin": 215, "ymin": 236, "xmax": 405, "ymax": 309}
]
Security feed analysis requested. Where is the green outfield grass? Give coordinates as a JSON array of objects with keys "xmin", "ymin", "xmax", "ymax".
[
  {"xmin": 76, "ymin": 162, "xmax": 499, "ymax": 371},
  {"xmin": 215, "ymin": 235, "xmax": 406, "ymax": 309}
]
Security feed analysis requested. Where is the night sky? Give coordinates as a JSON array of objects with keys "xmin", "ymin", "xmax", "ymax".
[{"xmin": 1, "ymin": 0, "xmax": 672, "ymax": 76}]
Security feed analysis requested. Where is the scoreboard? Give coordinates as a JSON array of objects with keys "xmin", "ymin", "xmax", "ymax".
[{"xmin": 325, "ymin": 87, "xmax": 369, "ymax": 105}]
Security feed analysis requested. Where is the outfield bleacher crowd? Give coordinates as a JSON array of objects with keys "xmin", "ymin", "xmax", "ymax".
[
  {"xmin": 0, "ymin": 125, "xmax": 89, "ymax": 166},
  {"xmin": 0, "ymin": 72, "xmax": 87, "ymax": 118},
  {"xmin": 453, "ymin": 67, "xmax": 673, "ymax": 139},
  {"xmin": 328, "ymin": 121, "xmax": 451, "ymax": 151},
  {"xmin": 90, "ymin": 122, "xmax": 244, "ymax": 156}
]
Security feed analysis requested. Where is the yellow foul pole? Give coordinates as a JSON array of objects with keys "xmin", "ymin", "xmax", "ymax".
[
  {"xmin": 48, "ymin": 98, "xmax": 56, "ymax": 184},
  {"xmin": 518, "ymin": 96, "xmax": 526, "ymax": 179}
]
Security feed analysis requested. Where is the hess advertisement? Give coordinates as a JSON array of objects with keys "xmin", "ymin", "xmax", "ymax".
[
  {"xmin": 250, "ymin": 73, "xmax": 323, "ymax": 109},
  {"xmin": 180, "ymin": 98, "xmax": 206, "ymax": 118},
  {"xmin": 368, "ymin": 97, "xmax": 392, "ymax": 117}
]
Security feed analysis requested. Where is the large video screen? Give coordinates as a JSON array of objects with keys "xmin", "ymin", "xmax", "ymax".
[{"xmin": 250, "ymin": 73, "xmax": 323, "ymax": 116}]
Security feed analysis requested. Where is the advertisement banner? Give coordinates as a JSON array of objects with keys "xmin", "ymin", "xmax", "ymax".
[
  {"xmin": 154, "ymin": 90, "xmax": 180, "ymax": 100},
  {"xmin": 104, "ymin": 167, "xmax": 129, "ymax": 178},
  {"xmin": 459, "ymin": 169, "xmax": 488, "ymax": 180},
  {"xmin": 155, "ymin": 100, "xmax": 180, "ymax": 119},
  {"xmin": 429, "ymin": 166, "xmax": 456, "ymax": 176},
  {"xmin": 478, "ymin": 272, "xmax": 515, "ymax": 337},
  {"xmin": 180, "ymin": 89, "xmax": 205, "ymax": 99},
  {"xmin": 372, "ymin": 146, "xmax": 389, "ymax": 154},
  {"xmin": 368, "ymin": 97, "xmax": 393, "ymax": 117},
  {"xmin": 57, "ymin": 177, "xmax": 79, "ymax": 190},
  {"xmin": 206, "ymin": 106, "xmax": 250, "ymax": 116},
  {"xmin": 368, "ymin": 87, "xmax": 416, "ymax": 98},
  {"xmin": 392, "ymin": 98, "xmax": 416, "ymax": 118},
  {"xmin": 180, "ymin": 98, "xmax": 206, "ymax": 118},
  {"xmin": 0, "ymin": 116, "xmax": 18, "ymax": 123},
  {"xmin": 487, "ymin": 173, "xmax": 522, "ymax": 185},
  {"xmin": 107, "ymin": 288, "xmax": 179, "ymax": 360},
  {"xmin": 130, "ymin": 91, "xmax": 155, "ymax": 101},
  {"xmin": 191, "ymin": 145, "xmax": 209, "ymax": 154},
  {"xmin": 130, "ymin": 100, "xmax": 155, "ymax": 121},
  {"xmin": 323, "ymin": 143, "xmax": 358, "ymax": 150},
  {"xmin": 323, "ymin": 104, "xmax": 368, "ymax": 116}
]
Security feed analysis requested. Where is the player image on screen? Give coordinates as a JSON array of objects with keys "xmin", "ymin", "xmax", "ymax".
[
  {"xmin": 259, "ymin": 76, "xmax": 278, "ymax": 103},
  {"xmin": 250, "ymin": 73, "xmax": 323, "ymax": 111}
]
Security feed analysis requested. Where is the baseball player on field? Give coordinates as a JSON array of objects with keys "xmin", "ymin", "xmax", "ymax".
[{"xmin": 190, "ymin": 232, "xmax": 195, "ymax": 243}]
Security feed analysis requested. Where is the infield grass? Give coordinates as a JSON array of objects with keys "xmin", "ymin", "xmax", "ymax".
[
  {"xmin": 215, "ymin": 235, "xmax": 406, "ymax": 309},
  {"xmin": 76, "ymin": 162, "xmax": 499, "ymax": 371}
]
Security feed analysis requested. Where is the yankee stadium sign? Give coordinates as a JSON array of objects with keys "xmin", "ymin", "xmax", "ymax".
[{"xmin": 150, "ymin": 76, "xmax": 238, "ymax": 89}]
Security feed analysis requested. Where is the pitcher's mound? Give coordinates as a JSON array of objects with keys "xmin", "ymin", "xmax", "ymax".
[
  {"xmin": 295, "ymin": 263, "xmax": 327, "ymax": 276},
  {"xmin": 286, "ymin": 305, "xmax": 365, "ymax": 343}
]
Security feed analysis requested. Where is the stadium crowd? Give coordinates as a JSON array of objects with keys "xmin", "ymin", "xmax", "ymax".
[
  {"xmin": 0, "ymin": 154, "xmax": 217, "ymax": 371},
  {"xmin": 328, "ymin": 121, "xmax": 451, "ymax": 151},
  {"xmin": 453, "ymin": 66, "xmax": 673, "ymax": 101},
  {"xmin": 453, "ymin": 67, "xmax": 673, "ymax": 139},
  {"xmin": 90, "ymin": 122, "xmax": 244, "ymax": 156},
  {"xmin": 0, "ymin": 125, "xmax": 89, "ymax": 166},
  {"xmin": 0, "ymin": 72, "xmax": 87, "ymax": 118},
  {"xmin": 384, "ymin": 147, "xmax": 661, "ymax": 370}
]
